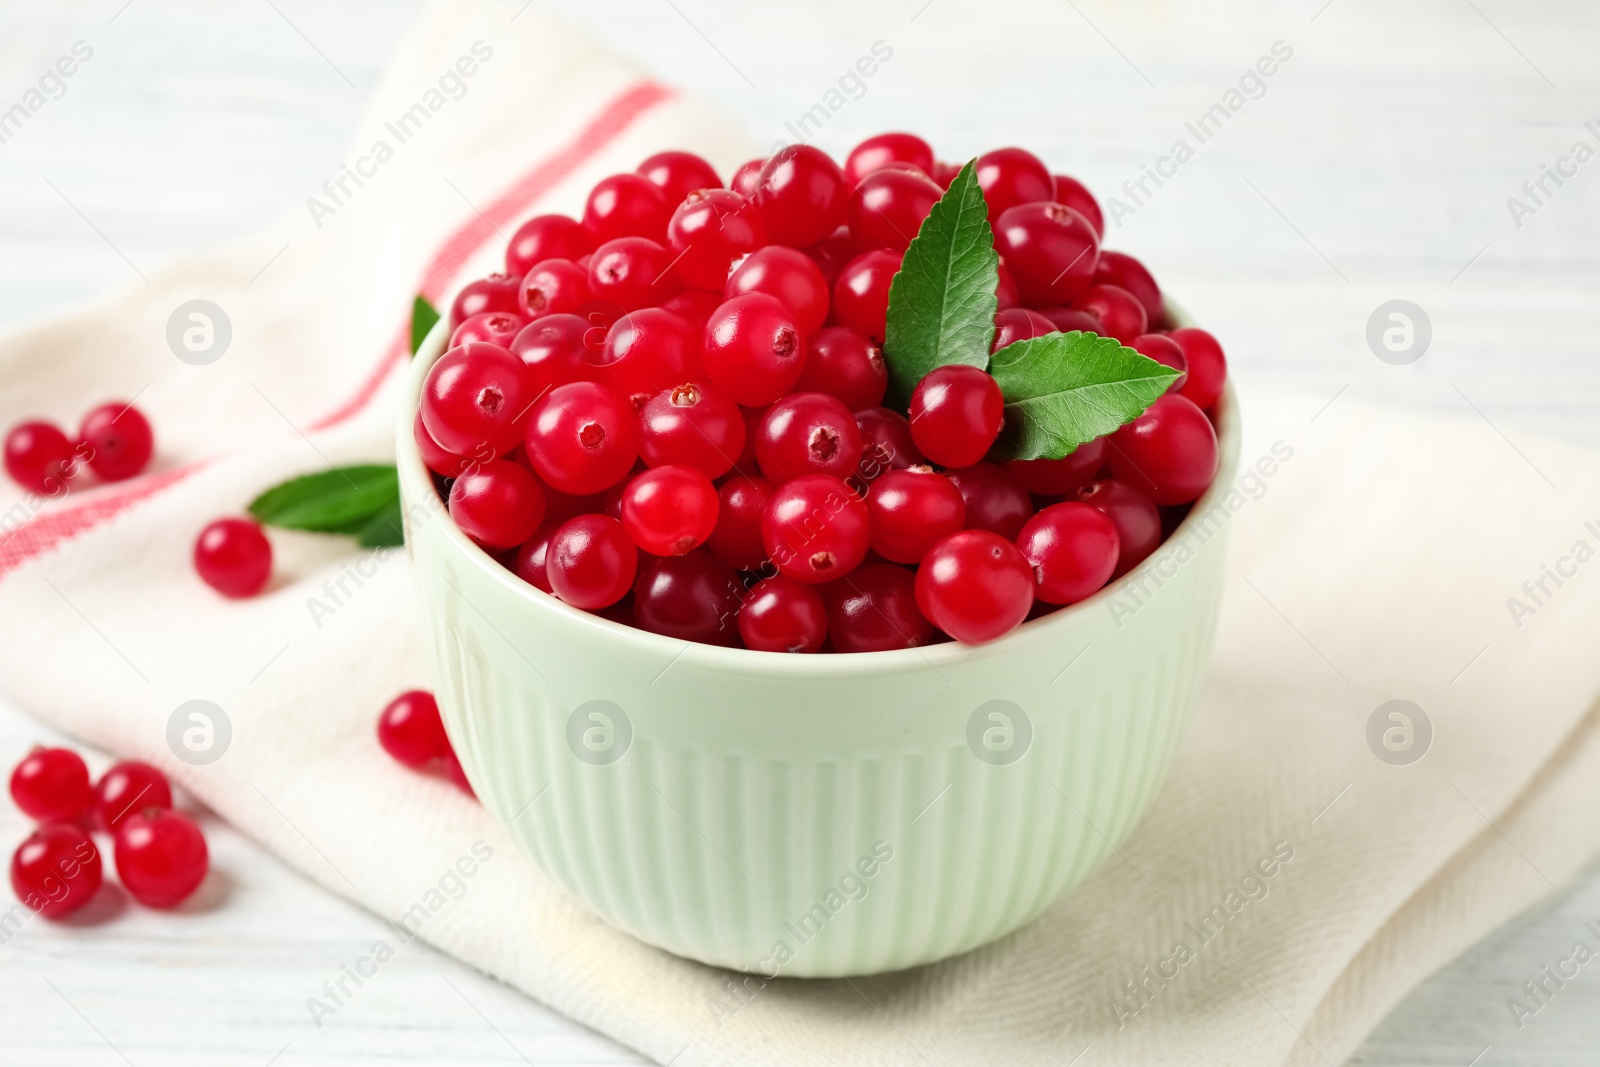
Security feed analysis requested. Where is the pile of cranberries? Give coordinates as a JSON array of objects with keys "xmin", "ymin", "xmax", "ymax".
[
  {"xmin": 418, "ymin": 135, "xmax": 1225, "ymax": 651},
  {"xmin": 3, "ymin": 400, "xmax": 156, "ymax": 495},
  {"xmin": 8, "ymin": 746, "xmax": 208, "ymax": 918}
]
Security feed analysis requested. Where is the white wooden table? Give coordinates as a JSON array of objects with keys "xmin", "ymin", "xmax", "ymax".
[{"xmin": 2, "ymin": 1, "xmax": 1598, "ymax": 1064}]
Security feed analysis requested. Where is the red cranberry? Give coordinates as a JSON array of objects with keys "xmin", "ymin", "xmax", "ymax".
[
  {"xmin": 848, "ymin": 167, "xmax": 943, "ymax": 251},
  {"xmin": 639, "ymin": 381, "xmax": 745, "ymax": 478},
  {"xmin": 725, "ymin": 246, "xmax": 829, "ymax": 335},
  {"xmin": 421, "ymin": 342, "xmax": 533, "ymax": 459},
  {"xmin": 854, "ymin": 406, "xmax": 921, "ymax": 474},
  {"xmin": 620, "ymin": 464, "xmax": 719, "ymax": 555},
  {"xmin": 587, "ymin": 237, "xmax": 681, "ymax": 311},
  {"xmin": 450, "ymin": 273, "xmax": 521, "ymax": 328},
  {"xmin": 597, "ymin": 308, "xmax": 700, "ymax": 408},
  {"xmin": 636, "ymin": 150, "xmax": 721, "ymax": 204},
  {"xmin": 1108, "ymin": 393, "xmax": 1218, "ymax": 505},
  {"xmin": 510, "ymin": 314, "xmax": 601, "ymax": 395},
  {"xmin": 908, "ymin": 365, "xmax": 1004, "ymax": 468},
  {"xmin": 729, "ymin": 157, "xmax": 766, "ymax": 198},
  {"xmin": 525, "ymin": 381, "xmax": 639, "ymax": 495},
  {"xmin": 707, "ymin": 474, "xmax": 772, "ymax": 570},
  {"xmin": 4, "ymin": 421, "xmax": 77, "ymax": 494},
  {"xmin": 451, "ymin": 311, "xmax": 526, "ymax": 350},
  {"xmin": 995, "ymin": 261, "xmax": 1021, "ymax": 310},
  {"xmin": 865, "ymin": 466, "xmax": 965, "ymax": 564},
  {"xmin": 583, "ymin": 172, "xmax": 670, "ymax": 243},
  {"xmin": 1051, "ymin": 174, "xmax": 1105, "ymax": 237},
  {"xmin": 735, "ymin": 405, "xmax": 764, "ymax": 474},
  {"xmin": 933, "ymin": 161, "xmax": 960, "ymax": 188},
  {"xmin": 832, "ymin": 249, "xmax": 901, "ymax": 342},
  {"xmin": 114, "ymin": 809, "xmax": 209, "ymax": 909},
  {"xmin": 660, "ymin": 288, "xmax": 723, "ymax": 330},
  {"xmin": 10, "ymin": 824, "xmax": 102, "ymax": 919},
  {"xmin": 944, "ymin": 462, "xmax": 1032, "ymax": 539},
  {"xmin": 828, "ymin": 563, "xmax": 935, "ymax": 652},
  {"xmin": 1169, "ymin": 327, "xmax": 1228, "ymax": 411},
  {"xmin": 377, "ymin": 690, "xmax": 450, "ymax": 770},
  {"xmin": 194, "ymin": 518, "xmax": 272, "ymax": 598},
  {"xmin": 795, "ymin": 326, "xmax": 886, "ymax": 411},
  {"xmin": 9, "ymin": 747, "xmax": 91, "ymax": 823},
  {"xmin": 1017, "ymin": 502, "xmax": 1120, "ymax": 605},
  {"xmin": 547, "ymin": 514, "xmax": 638, "ymax": 608},
  {"xmin": 739, "ymin": 576, "xmax": 828, "ymax": 653},
  {"xmin": 991, "ymin": 307, "xmax": 1057, "ymax": 353},
  {"xmin": 511, "ymin": 523, "xmax": 558, "ymax": 592},
  {"xmin": 915, "ymin": 529, "xmax": 1034, "ymax": 644},
  {"xmin": 805, "ymin": 225, "xmax": 858, "ymax": 285},
  {"xmin": 975, "ymin": 147, "xmax": 1055, "ymax": 222},
  {"xmin": 77, "ymin": 402, "xmax": 154, "ymax": 482},
  {"xmin": 441, "ymin": 752, "xmax": 475, "ymax": 797},
  {"xmin": 762, "ymin": 474, "xmax": 871, "ymax": 584},
  {"xmin": 506, "ymin": 214, "xmax": 593, "ymax": 277},
  {"xmin": 93, "ymin": 761, "xmax": 173, "ymax": 832},
  {"xmin": 1006, "ymin": 437, "xmax": 1106, "ymax": 496},
  {"xmin": 844, "ymin": 132, "xmax": 936, "ymax": 185},
  {"xmin": 1131, "ymin": 333, "xmax": 1188, "ymax": 392},
  {"xmin": 1094, "ymin": 251, "xmax": 1164, "ymax": 324},
  {"xmin": 518, "ymin": 259, "xmax": 591, "ymax": 319},
  {"xmin": 993, "ymin": 202, "xmax": 1100, "ymax": 306},
  {"xmin": 702, "ymin": 293, "xmax": 806, "ymax": 406},
  {"xmin": 666, "ymin": 188, "xmax": 766, "ymax": 291},
  {"xmin": 449, "ymin": 459, "xmax": 545, "ymax": 548},
  {"xmin": 754, "ymin": 145, "xmax": 850, "ymax": 247},
  {"xmin": 632, "ymin": 550, "xmax": 744, "ymax": 645},
  {"xmin": 756, "ymin": 392, "xmax": 863, "ymax": 484},
  {"xmin": 1036, "ymin": 306, "xmax": 1101, "ymax": 333},
  {"xmin": 1072, "ymin": 283, "xmax": 1147, "ymax": 343},
  {"xmin": 1076, "ymin": 479, "xmax": 1162, "ymax": 578}
]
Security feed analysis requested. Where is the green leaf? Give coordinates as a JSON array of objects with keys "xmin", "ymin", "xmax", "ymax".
[
  {"xmin": 882, "ymin": 160, "xmax": 999, "ymax": 402},
  {"xmin": 988, "ymin": 332, "xmax": 1181, "ymax": 461},
  {"xmin": 354, "ymin": 496, "xmax": 405, "ymax": 548},
  {"xmin": 411, "ymin": 295, "xmax": 441, "ymax": 356},
  {"xmin": 249, "ymin": 465, "xmax": 399, "ymax": 533}
]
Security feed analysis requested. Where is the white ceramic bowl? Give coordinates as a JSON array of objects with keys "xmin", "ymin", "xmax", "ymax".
[{"xmin": 399, "ymin": 317, "xmax": 1240, "ymax": 977}]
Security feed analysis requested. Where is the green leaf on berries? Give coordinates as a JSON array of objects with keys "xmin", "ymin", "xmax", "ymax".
[
  {"xmin": 882, "ymin": 160, "xmax": 999, "ymax": 402},
  {"xmin": 353, "ymin": 496, "xmax": 405, "ymax": 548},
  {"xmin": 248, "ymin": 464, "xmax": 400, "ymax": 536},
  {"xmin": 411, "ymin": 295, "xmax": 441, "ymax": 356},
  {"xmin": 988, "ymin": 332, "xmax": 1181, "ymax": 461}
]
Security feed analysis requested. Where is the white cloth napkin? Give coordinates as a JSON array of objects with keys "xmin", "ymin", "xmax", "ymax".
[{"xmin": 3, "ymin": 2, "xmax": 1599, "ymax": 1063}]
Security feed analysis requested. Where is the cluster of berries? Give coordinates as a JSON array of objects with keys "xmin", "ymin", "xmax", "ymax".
[{"xmin": 3, "ymin": 401, "xmax": 155, "ymax": 495}]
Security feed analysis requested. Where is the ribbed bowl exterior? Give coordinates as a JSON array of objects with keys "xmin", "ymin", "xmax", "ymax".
[{"xmin": 400, "ymin": 319, "xmax": 1238, "ymax": 977}]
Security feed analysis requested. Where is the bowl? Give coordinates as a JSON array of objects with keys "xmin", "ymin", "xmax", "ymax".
[{"xmin": 398, "ymin": 314, "xmax": 1240, "ymax": 977}]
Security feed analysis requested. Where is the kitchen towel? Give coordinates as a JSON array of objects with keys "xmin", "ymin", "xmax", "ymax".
[{"xmin": 2, "ymin": 2, "xmax": 1599, "ymax": 1064}]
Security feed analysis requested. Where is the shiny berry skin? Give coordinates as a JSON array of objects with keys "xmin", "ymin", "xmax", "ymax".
[
  {"xmin": 944, "ymin": 462, "xmax": 1032, "ymax": 539},
  {"xmin": 915, "ymin": 529, "xmax": 1034, "ymax": 644},
  {"xmin": 77, "ymin": 402, "xmax": 154, "ymax": 482},
  {"xmin": 1072, "ymin": 283, "xmax": 1147, "ymax": 344},
  {"xmin": 762, "ymin": 474, "xmax": 871, "ymax": 584},
  {"xmin": 510, "ymin": 314, "xmax": 601, "ymax": 395},
  {"xmin": 725, "ymin": 246, "xmax": 829, "ymax": 335},
  {"xmin": 1169, "ymin": 327, "xmax": 1228, "ymax": 411},
  {"xmin": 908, "ymin": 365, "xmax": 1004, "ymax": 468},
  {"xmin": 854, "ymin": 406, "xmax": 921, "ymax": 474},
  {"xmin": 10, "ymin": 824, "xmax": 102, "ymax": 919},
  {"xmin": 525, "ymin": 381, "xmax": 640, "ymax": 494},
  {"xmin": 706, "ymin": 475, "xmax": 772, "ymax": 570},
  {"xmin": 795, "ymin": 326, "xmax": 887, "ymax": 411},
  {"xmin": 9, "ymin": 747, "xmax": 91, "ymax": 823},
  {"xmin": 587, "ymin": 237, "xmax": 681, "ymax": 311},
  {"xmin": 755, "ymin": 144, "xmax": 850, "ymax": 248},
  {"xmin": 449, "ymin": 459, "xmax": 546, "ymax": 548},
  {"xmin": 729, "ymin": 157, "xmax": 766, "ymax": 198},
  {"xmin": 93, "ymin": 761, "xmax": 173, "ymax": 831},
  {"xmin": 975, "ymin": 147, "xmax": 1055, "ymax": 222},
  {"xmin": 739, "ymin": 576, "xmax": 827, "ymax": 653},
  {"xmin": 450, "ymin": 311, "xmax": 526, "ymax": 350},
  {"xmin": 848, "ymin": 167, "xmax": 943, "ymax": 251},
  {"xmin": 735, "ymin": 405, "xmax": 764, "ymax": 474},
  {"xmin": 636, "ymin": 150, "xmax": 721, "ymax": 204},
  {"xmin": 991, "ymin": 307, "xmax": 1057, "ymax": 353},
  {"xmin": 994, "ymin": 261, "xmax": 1020, "ymax": 310},
  {"xmin": 377, "ymin": 690, "xmax": 450, "ymax": 770},
  {"xmin": 114, "ymin": 809, "xmax": 209, "ymax": 909},
  {"xmin": 702, "ymin": 293, "xmax": 806, "ymax": 406},
  {"xmin": 1036, "ymin": 306, "xmax": 1101, "ymax": 334},
  {"xmin": 639, "ymin": 381, "xmax": 745, "ymax": 478},
  {"xmin": 1131, "ymin": 333, "xmax": 1188, "ymax": 392},
  {"xmin": 667, "ymin": 188, "xmax": 766, "ymax": 291},
  {"xmin": 450, "ymin": 273, "xmax": 522, "ymax": 328},
  {"xmin": 518, "ymin": 259, "xmax": 591, "ymax": 319},
  {"xmin": 756, "ymin": 392, "xmax": 863, "ymax": 485},
  {"xmin": 598, "ymin": 308, "xmax": 699, "ymax": 408},
  {"xmin": 421, "ymin": 343, "xmax": 534, "ymax": 460},
  {"xmin": 632, "ymin": 550, "xmax": 744, "ymax": 645},
  {"xmin": 583, "ymin": 172, "xmax": 670, "ymax": 243},
  {"xmin": 511, "ymin": 523, "xmax": 558, "ymax": 592},
  {"xmin": 547, "ymin": 514, "xmax": 638, "ymax": 609},
  {"xmin": 506, "ymin": 214, "xmax": 593, "ymax": 277},
  {"xmin": 194, "ymin": 518, "xmax": 272, "ymax": 598},
  {"xmin": 4, "ymin": 421, "xmax": 77, "ymax": 494},
  {"xmin": 1076, "ymin": 478, "xmax": 1162, "ymax": 578},
  {"xmin": 660, "ymin": 288, "xmax": 722, "ymax": 330},
  {"xmin": 1093, "ymin": 250, "xmax": 1164, "ymax": 324},
  {"xmin": 828, "ymin": 563, "xmax": 935, "ymax": 652},
  {"xmin": 1107, "ymin": 393, "xmax": 1219, "ymax": 505},
  {"xmin": 620, "ymin": 464, "xmax": 718, "ymax": 555},
  {"xmin": 806, "ymin": 225, "xmax": 858, "ymax": 285},
  {"xmin": 1007, "ymin": 437, "xmax": 1106, "ymax": 496},
  {"xmin": 865, "ymin": 466, "xmax": 965, "ymax": 564},
  {"xmin": 1017, "ymin": 502, "xmax": 1120, "ymax": 605},
  {"xmin": 832, "ymin": 249, "xmax": 901, "ymax": 342},
  {"xmin": 1051, "ymin": 174, "xmax": 1104, "ymax": 237},
  {"xmin": 844, "ymin": 132, "xmax": 935, "ymax": 185},
  {"xmin": 993, "ymin": 202, "xmax": 1100, "ymax": 306}
]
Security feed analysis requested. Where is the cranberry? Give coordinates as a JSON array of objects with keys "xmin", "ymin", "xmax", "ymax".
[
  {"xmin": 4, "ymin": 421, "xmax": 77, "ymax": 494},
  {"xmin": 76, "ymin": 402, "xmax": 154, "ymax": 482},
  {"xmin": 377, "ymin": 690, "xmax": 450, "ymax": 770},
  {"xmin": 450, "ymin": 311, "xmax": 526, "ymax": 350},
  {"xmin": 994, "ymin": 261, "xmax": 1021, "ymax": 310},
  {"xmin": 1073, "ymin": 283, "xmax": 1147, "ymax": 343},
  {"xmin": 832, "ymin": 249, "xmax": 901, "ymax": 342},
  {"xmin": 729, "ymin": 157, "xmax": 766, "ymax": 198},
  {"xmin": 449, "ymin": 459, "xmax": 545, "ymax": 548},
  {"xmin": 1007, "ymin": 437, "xmax": 1106, "ymax": 496},
  {"xmin": 944, "ymin": 462, "xmax": 1032, "ymax": 539},
  {"xmin": 1131, "ymin": 333, "xmax": 1188, "ymax": 392},
  {"xmin": 583, "ymin": 172, "xmax": 670, "ymax": 243},
  {"xmin": 114, "ymin": 809, "xmax": 209, "ymax": 908},
  {"xmin": 1036, "ymin": 306, "xmax": 1101, "ymax": 333},
  {"xmin": 421, "ymin": 342, "xmax": 533, "ymax": 459},
  {"xmin": 805, "ymin": 225, "xmax": 858, "ymax": 285},
  {"xmin": 666, "ymin": 188, "xmax": 766, "ymax": 291},
  {"xmin": 547, "ymin": 514, "xmax": 638, "ymax": 608},
  {"xmin": 1017, "ymin": 502, "xmax": 1120, "ymax": 605},
  {"xmin": 795, "ymin": 326, "xmax": 887, "ymax": 411},
  {"xmin": 762, "ymin": 474, "xmax": 871, "ymax": 584},
  {"xmin": 915, "ymin": 529, "xmax": 1034, "ymax": 644},
  {"xmin": 194, "ymin": 518, "xmax": 272, "ymax": 598},
  {"xmin": 933, "ymin": 161, "xmax": 960, "ymax": 188},
  {"xmin": 587, "ymin": 237, "xmax": 681, "ymax": 311},
  {"xmin": 854, "ymin": 407, "xmax": 921, "ymax": 474},
  {"xmin": 1076, "ymin": 479, "xmax": 1162, "ymax": 578},
  {"xmin": 993, "ymin": 202, "xmax": 1100, "ymax": 306},
  {"xmin": 450, "ymin": 273, "xmax": 521, "ymax": 328},
  {"xmin": 755, "ymin": 145, "xmax": 850, "ymax": 247},
  {"xmin": 636, "ymin": 150, "xmax": 721, "ymax": 204},
  {"xmin": 865, "ymin": 466, "xmax": 965, "ymax": 564},
  {"xmin": 1051, "ymin": 174, "xmax": 1105, "ymax": 237},
  {"xmin": 598, "ymin": 308, "xmax": 700, "ymax": 408},
  {"xmin": 620, "ymin": 464, "xmax": 719, "ymax": 555},
  {"xmin": 908, "ymin": 365, "xmax": 1004, "ymax": 468},
  {"xmin": 844, "ymin": 132, "xmax": 936, "ymax": 185},
  {"xmin": 739, "ymin": 576, "xmax": 828, "ymax": 653},
  {"xmin": 735, "ymin": 405, "xmax": 764, "ymax": 474},
  {"xmin": 10, "ymin": 824, "xmax": 102, "ymax": 919},
  {"xmin": 1169, "ymin": 327, "xmax": 1228, "ymax": 411},
  {"xmin": 9, "ymin": 747, "xmax": 91, "ymax": 823},
  {"xmin": 827, "ymin": 564, "xmax": 935, "ymax": 652},
  {"xmin": 660, "ymin": 288, "xmax": 723, "ymax": 329},
  {"xmin": 1107, "ymin": 393, "xmax": 1218, "ymax": 505},
  {"xmin": 510, "ymin": 314, "xmax": 600, "ymax": 395},
  {"xmin": 518, "ymin": 259, "xmax": 591, "ymax": 319},
  {"xmin": 975, "ymin": 147, "xmax": 1055, "ymax": 222},
  {"xmin": 632, "ymin": 550, "xmax": 744, "ymax": 644},
  {"xmin": 93, "ymin": 761, "xmax": 173, "ymax": 832},
  {"xmin": 991, "ymin": 307, "xmax": 1057, "ymax": 353},
  {"xmin": 506, "ymin": 214, "xmax": 593, "ymax": 277},
  {"xmin": 706, "ymin": 475, "xmax": 772, "ymax": 570},
  {"xmin": 525, "ymin": 381, "xmax": 640, "ymax": 494},
  {"xmin": 702, "ymin": 293, "xmax": 806, "ymax": 406},
  {"xmin": 511, "ymin": 523, "xmax": 558, "ymax": 592},
  {"xmin": 756, "ymin": 392, "xmax": 863, "ymax": 484},
  {"xmin": 1093, "ymin": 251, "xmax": 1164, "ymax": 324},
  {"xmin": 725, "ymin": 246, "xmax": 829, "ymax": 334},
  {"xmin": 639, "ymin": 381, "xmax": 744, "ymax": 478},
  {"xmin": 441, "ymin": 752, "xmax": 475, "ymax": 797},
  {"xmin": 848, "ymin": 168, "xmax": 943, "ymax": 251}
]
